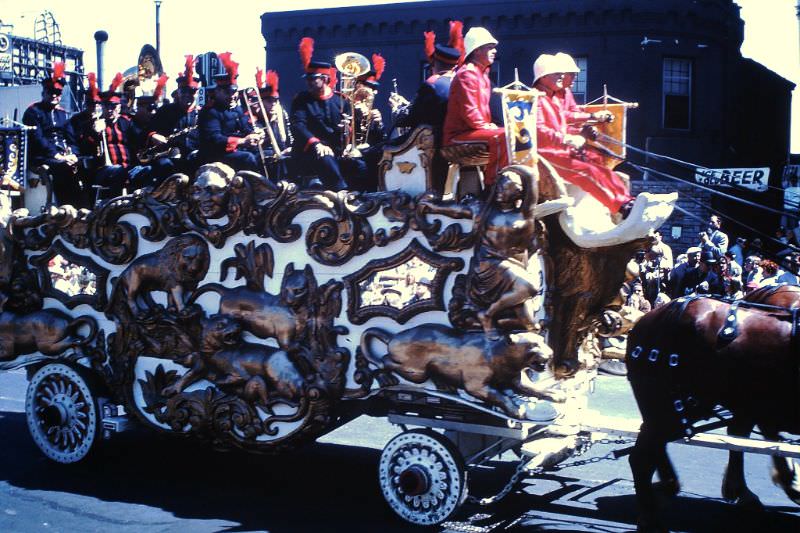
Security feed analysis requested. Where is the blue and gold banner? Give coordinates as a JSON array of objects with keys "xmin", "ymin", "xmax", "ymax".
[
  {"xmin": 499, "ymin": 89, "xmax": 539, "ymax": 167},
  {"xmin": 0, "ymin": 126, "xmax": 26, "ymax": 189}
]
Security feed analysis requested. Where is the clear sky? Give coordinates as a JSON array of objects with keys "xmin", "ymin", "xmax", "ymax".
[{"xmin": 1, "ymin": 0, "xmax": 798, "ymax": 151}]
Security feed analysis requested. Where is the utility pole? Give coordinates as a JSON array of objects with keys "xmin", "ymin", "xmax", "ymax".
[{"xmin": 154, "ymin": 0, "xmax": 162, "ymax": 56}]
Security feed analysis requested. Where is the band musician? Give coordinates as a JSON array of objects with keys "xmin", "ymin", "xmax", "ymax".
[
  {"xmin": 389, "ymin": 21, "xmax": 464, "ymax": 192},
  {"xmin": 146, "ymin": 56, "xmax": 202, "ymax": 180},
  {"xmin": 78, "ymin": 72, "xmax": 152, "ymax": 202},
  {"xmin": 198, "ymin": 52, "xmax": 264, "ymax": 173},
  {"xmin": 290, "ymin": 37, "xmax": 366, "ymax": 191},
  {"xmin": 22, "ymin": 62, "xmax": 84, "ymax": 207},
  {"xmin": 254, "ymin": 69, "xmax": 293, "ymax": 180}
]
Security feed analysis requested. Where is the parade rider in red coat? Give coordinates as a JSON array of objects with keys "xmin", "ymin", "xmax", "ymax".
[
  {"xmin": 443, "ymin": 27, "xmax": 508, "ymax": 186},
  {"xmin": 533, "ymin": 53, "xmax": 633, "ymax": 216}
]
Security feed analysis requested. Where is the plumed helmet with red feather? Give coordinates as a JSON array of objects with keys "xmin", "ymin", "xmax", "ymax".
[
  {"xmin": 100, "ymin": 72, "xmax": 124, "ymax": 103},
  {"xmin": 298, "ymin": 37, "xmax": 332, "ymax": 78},
  {"xmin": 86, "ymin": 72, "xmax": 101, "ymax": 104},
  {"xmin": 263, "ymin": 70, "xmax": 280, "ymax": 99},
  {"xmin": 357, "ymin": 53, "xmax": 386, "ymax": 90},
  {"xmin": 153, "ymin": 73, "xmax": 169, "ymax": 102},
  {"xmin": 177, "ymin": 55, "xmax": 199, "ymax": 89},
  {"xmin": 43, "ymin": 61, "xmax": 67, "ymax": 91},
  {"xmin": 428, "ymin": 20, "xmax": 463, "ymax": 66},
  {"xmin": 213, "ymin": 52, "xmax": 239, "ymax": 88}
]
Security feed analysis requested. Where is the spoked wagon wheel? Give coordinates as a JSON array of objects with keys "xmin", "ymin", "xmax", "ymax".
[
  {"xmin": 25, "ymin": 364, "xmax": 101, "ymax": 464},
  {"xmin": 378, "ymin": 429, "xmax": 468, "ymax": 526}
]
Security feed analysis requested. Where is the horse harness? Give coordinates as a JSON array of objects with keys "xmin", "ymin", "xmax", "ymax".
[{"xmin": 631, "ymin": 295, "xmax": 800, "ymax": 439}]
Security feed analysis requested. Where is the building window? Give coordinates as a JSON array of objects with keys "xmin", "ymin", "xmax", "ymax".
[
  {"xmin": 663, "ymin": 58, "xmax": 691, "ymax": 130},
  {"xmin": 571, "ymin": 57, "xmax": 587, "ymax": 104}
]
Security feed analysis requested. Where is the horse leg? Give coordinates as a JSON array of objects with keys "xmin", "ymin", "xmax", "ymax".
[
  {"xmin": 721, "ymin": 420, "xmax": 763, "ymax": 509},
  {"xmin": 761, "ymin": 425, "xmax": 800, "ymax": 506},
  {"xmin": 629, "ymin": 425, "xmax": 669, "ymax": 532},
  {"xmin": 653, "ymin": 452, "xmax": 680, "ymax": 498}
]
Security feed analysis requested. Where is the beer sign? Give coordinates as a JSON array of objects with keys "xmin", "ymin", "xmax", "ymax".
[{"xmin": 694, "ymin": 167, "xmax": 769, "ymax": 192}]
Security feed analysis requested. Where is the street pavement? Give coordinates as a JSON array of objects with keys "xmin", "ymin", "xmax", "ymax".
[{"xmin": 1, "ymin": 368, "xmax": 799, "ymax": 532}]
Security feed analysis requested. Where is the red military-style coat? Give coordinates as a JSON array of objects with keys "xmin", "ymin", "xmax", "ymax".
[
  {"xmin": 443, "ymin": 63, "xmax": 495, "ymax": 144},
  {"xmin": 536, "ymin": 87, "xmax": 631, "ymax": 213}
]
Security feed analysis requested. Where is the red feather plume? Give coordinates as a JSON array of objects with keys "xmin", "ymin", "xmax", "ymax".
[
  {"xmin": 52, "ymin": 61, "xmax": 65, "ymax": 82},
  {"xmin": 109, "ymin": 72, "xmax": 123, "ymax": 92},
  {"xmin": 328, "ymin": 67, "xmax": 337, "ymax": 90},
  {"xmin": 256, "ymin": 67, "xmax": 265, "ymax": 89},
  {"xmin": 424, "ymin": 31, "xmax": 436, "ymax": 60},
  {"xmin": 184, "ymin": 55, "xmax": 195, "ymax": 79},
  {"xmin": 449, "ymin": 20, "xmax": 465, "ymax": 62},
  {"xmin": 153, "ymin": 74, "xmax": 169, "ymax": 101},
  {"xmin": 87, "ymin": 72, "xmax": 99, "ymax": 102},
  {"xmin": 372, "ymin": 54, "xmax": 385, "ymax": 81},
  {"xmin": 218, "ymin": 52, "xmax": 239, "ymax": 85},
  {"xmin": 266, "ymin": 70, "xmax": 279, "ymax": 93},
  {"xmin": 299, "ymin": 37, "xmax": 314, "ymax": 69}
]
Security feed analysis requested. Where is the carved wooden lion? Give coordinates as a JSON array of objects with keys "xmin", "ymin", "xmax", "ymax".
[{"xmin": 108, "ymin": 234, "xmax": 210, "ymax": 316}]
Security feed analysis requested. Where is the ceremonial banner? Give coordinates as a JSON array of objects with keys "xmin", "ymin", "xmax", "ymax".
[
  {"xmin": 499, "ymin": 88, "xmax": 539, "ymax": 167},
  {"xmin": 0, "ymin": 126, "xmax": 26, "ymax": 189}
]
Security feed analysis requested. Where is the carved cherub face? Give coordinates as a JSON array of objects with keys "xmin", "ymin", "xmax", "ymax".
[
  {"xmin": 495, "ymin": 171, "xmax": 524, "ymax": 207},
  {"xmin": 191, "ymin": 169, "xmax": 230, "ymax": 219}
]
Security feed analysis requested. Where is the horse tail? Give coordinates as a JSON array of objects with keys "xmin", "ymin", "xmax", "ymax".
[
  {"xmin": 359, "ymin": 328, "xmax": 392, "ymax": 367},
  {"xmin": 185, "ymin": 283, "xmax": 227, "ymax": 307},
  {"xmin": 66, "ymin": 316, "xmax": 98, "ymax": 346}
]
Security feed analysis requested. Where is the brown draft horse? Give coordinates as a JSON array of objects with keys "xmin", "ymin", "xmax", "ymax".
[
  {"xmin": 721, "ymin": 284, "xmax": 800, "ymax": 507},
  {"xmin": 626, "ymin": 293, "xmax": 800, "ymax": 531}
]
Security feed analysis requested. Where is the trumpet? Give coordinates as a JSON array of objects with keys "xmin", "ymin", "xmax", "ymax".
[
  {"xmin": 388, "ymin": 78, "xmax": 410, "ymax": 115},
  {"xmin": 94, "ymin": 118, "xmax": 113, "ymax": 168},
  {"xmin": 334, "ymin": 52, "xmax": 371, "ymax": 158}
]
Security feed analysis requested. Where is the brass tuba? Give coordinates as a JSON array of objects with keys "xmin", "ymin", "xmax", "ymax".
[{"xmin": 334, "ymin": 52, "xmax": 371, "ymax": 157}]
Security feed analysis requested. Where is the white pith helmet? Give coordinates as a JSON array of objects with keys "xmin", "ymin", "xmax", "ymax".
[
  {"xmin": 554, "ymin": 52, "xmax": 580, "ymax": 74},
  {"xmin": 532, "ymin": 53, "xmax": 559, "ymax": 84},
  {"xmin": 464, "ymin": 27, "xmax": 498, "ymax": 59}
]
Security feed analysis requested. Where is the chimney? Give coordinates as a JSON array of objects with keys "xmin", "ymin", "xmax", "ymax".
[{"xmin": 94, "ymin": 30, "xmax": 108, "ymax": 90}]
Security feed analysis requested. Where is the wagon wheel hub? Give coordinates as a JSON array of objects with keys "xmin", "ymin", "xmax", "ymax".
[{"xmin": 398, "ymin": 465, "xmax": 430, "ymax": 496}]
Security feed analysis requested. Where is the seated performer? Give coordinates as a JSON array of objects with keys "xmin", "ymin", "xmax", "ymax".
[
  {"xmin": 553, "ymin": 52, "xmax": 615, "ymax": 129},
  {"xmin": 69, "ymin": 72, "xmax": 103, "ymax": 185},
  {"xmin": 198, "ymin": 52, "xmax": 264, "ymax": 172},
  {"xmin": 79, "ymin": 72, "xmax": 153, "ymax": 202},
  {"xmin": 146, "ymin": 56, "xmax": 202, "ymax": 180},
  {"xmin": 533, "ymin": 53, "xmax": 633, "ymax": 216},
  {"xmin": 22, "ymin": 62, "xmax": 84, "ymax": 206},
  {"xmin": 389, "ymin": 21, "xmax": 464, "ymax": 191},
  {"xmin": 442, "ymin": 27, "xmax": 507, "ymax": 187},
  {"xmin": 353, "ymin": 54, "xmax": 389, "ymax": 190},
  {"xmin": 353, "ymin": 54, "xmax": 387, "ymax": 150},
  {"xmin": 290, "ymin": 37, "xmax": 366, "ymax": 191},
  {"xmin": 255, "ymin": 69, "xmax": 293, "ymax": 180}
]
